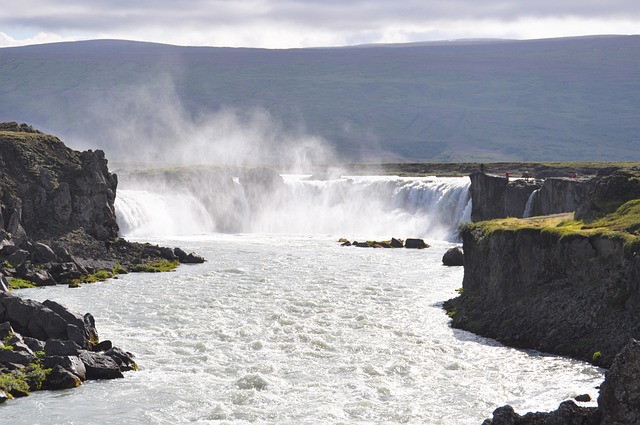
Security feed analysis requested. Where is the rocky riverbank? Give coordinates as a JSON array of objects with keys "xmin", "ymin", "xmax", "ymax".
[
  {"xmin": 447, "ymin": 169, "xmax": 640, "ymax": 423},
  {"xmin": 0, "ymin": 122, "xmax": 204, "ymax": 401}
]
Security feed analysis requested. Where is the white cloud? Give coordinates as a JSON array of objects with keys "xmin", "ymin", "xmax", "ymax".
[{"xmin": 0, "ymin": 1, "xmax": 639, "ymax": 48}]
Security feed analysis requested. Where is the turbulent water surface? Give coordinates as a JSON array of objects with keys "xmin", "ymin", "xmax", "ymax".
[{"xmin": 5, "ymin": 176, "xmax": 603, "ymax": 424}]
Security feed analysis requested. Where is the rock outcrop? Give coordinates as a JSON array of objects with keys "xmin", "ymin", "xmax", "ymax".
[
  {"xmin": 0, "ymin": 123, "xmax": 204, "ymax": 287},
  {"xmin": 446, "ymin": 223, "xmax": 640, "ymax": 368},
  {"xmin": 0, "ymin": 291, "xmax": 135, "ymax": 400},
  {"xmin": 469, "ymin": 172, "xmax": 592, "ymax": 222},
  {"xmin": 483, "ymin": 339, "xmax": 640, "ymax": 425}
]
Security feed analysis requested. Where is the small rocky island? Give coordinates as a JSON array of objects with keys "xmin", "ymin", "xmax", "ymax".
[
  {"xmin": 447, "ymin": 167, "xmax": 640, "ymax": 423},
  {"xmin": 0, "ymin": 122, "xmax": 204, "ymax": 401}
]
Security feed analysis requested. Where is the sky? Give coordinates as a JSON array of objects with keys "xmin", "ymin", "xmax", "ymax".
[{"xmin": 0, "ymin": 0, "xmax": 639, "ymax": 48}]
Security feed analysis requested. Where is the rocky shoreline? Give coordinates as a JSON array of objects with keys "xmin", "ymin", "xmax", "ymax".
[{"xmin": 0, "ymin": 122, "xmax": 204, "ymax": 401}]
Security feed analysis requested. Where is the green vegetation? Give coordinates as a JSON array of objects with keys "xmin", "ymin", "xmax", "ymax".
[
  {"xmin": 131, "ymin": 259, "xmax": 180, "ymax": 273},
  {"xmin": 592, "ymin": 351, "xmax": 602, "ymax": 365},
  {"xmin": 0, "ymin": 358, "xmax": 51, "ymax": 398},
  {"xmin": 466, "ymin": 199, "xmax": 640, "ymax": 255},
  {"xmin": 7, "ymin": 277, "xmax": 36, "ymax": 290}
]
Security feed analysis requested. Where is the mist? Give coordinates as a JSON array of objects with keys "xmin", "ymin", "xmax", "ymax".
[{"xmin": 68, "ymin": 75, "xmax": 338, "ymax": 173}]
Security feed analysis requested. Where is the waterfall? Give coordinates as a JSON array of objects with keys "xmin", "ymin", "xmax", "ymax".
[
  {"xmin": 523, "ymin": 189, "xmax": 540, "ymax": 218},
  {"xmin": 115, "ymin": 174, "xmax": 471, "ymax": 241}
]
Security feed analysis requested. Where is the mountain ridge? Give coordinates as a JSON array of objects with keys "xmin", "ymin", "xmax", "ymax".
[{"xmin": 1, "ymin": 35, "xmax": 638, "ymax": 164}]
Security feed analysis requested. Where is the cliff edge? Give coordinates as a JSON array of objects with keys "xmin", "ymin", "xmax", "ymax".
[{"xmin": 447, "ymin": 171, "xmax": 640, "ymax": 368}]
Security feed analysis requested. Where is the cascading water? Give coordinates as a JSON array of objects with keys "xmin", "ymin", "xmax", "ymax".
[
  {"xmin": 523, "ymin": 189, "xmax": 540, "ymax": 218},
  {"xmin": 115, "ymin": 174, "xmax": 472, "ymax": 241}
]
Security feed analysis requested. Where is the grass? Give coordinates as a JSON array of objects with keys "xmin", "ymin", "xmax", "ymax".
[{"xmin": 467, "ymin": 199, "xmax": 640, "ymax": 254}]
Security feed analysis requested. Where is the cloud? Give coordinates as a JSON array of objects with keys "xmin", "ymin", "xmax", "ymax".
[{"xmin": 1, "ymin": 0, "xmax": 639, "ymax": 48}]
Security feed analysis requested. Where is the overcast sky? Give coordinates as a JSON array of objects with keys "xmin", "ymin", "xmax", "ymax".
[{"xmin": 1, "ymin": 0, "xmax": 639, "ymax": 48}]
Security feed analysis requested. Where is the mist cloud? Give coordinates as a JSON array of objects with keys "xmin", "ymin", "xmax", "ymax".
[
  {"xmin": 1, "ymin": 0, "xmax": 638, "ymax": 48},
  {"xmin": 74, "ymin": 76, "xmax": 336, "ymax": 172}
]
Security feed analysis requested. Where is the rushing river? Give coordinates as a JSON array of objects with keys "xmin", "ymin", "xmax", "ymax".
[{"xmin": 5, "ymin": 175, "xmax": 603, "ymax": 424}]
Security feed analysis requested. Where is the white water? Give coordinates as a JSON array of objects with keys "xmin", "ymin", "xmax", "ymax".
[
  {"xmin": 5, "ymin": 175, "xmax": 604, "ymax": 424},
  {"xmin": 115, "ymin": 175, "xmax": 472, "ymax": 241},
  {"xmin": 523, "ymin": 189, "xmax": 540, "ymax": 218}
]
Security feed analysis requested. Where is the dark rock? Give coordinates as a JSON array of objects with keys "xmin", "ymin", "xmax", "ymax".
[
  {"xmin": 442, "ymin": 247, "xmax": 464, "ymax": 266},
  {"xmin": 404, "ymin": 238, "xmax": 429, "ymax": 249},
  {"xmin": 0, "ymin": 390, "xmax": 8, "ymax": 404},
  {"xmin": 0, "ymin": 349, "xmax": 34, "ymax": 366},
  {"xmin": 1, "ymin": 292, "xmax": 68, "ymax": 340},
  {"xmin": 341, "ymin": 241, "xmax": 352, "ymax": 246},
  {"xmin": 42, "ymin": 355, "xmax": 87, "ymax": 382},
  {"xmin": 575, "ymin": 394, "xmax": 591, "ymax": 403},
  {"xmin": 32, "ymin": 242, "xmax": 58, "ymax": 263},
  {"xmin": 104, "ymin": 346, "xmax": 137, "ymax": 371},
  {"xmin": 0, "ymin": 245, "xmax": 20, "ymax": 258},
  {"xmin": 598, "ymin": 339, "xmax": 640, "ymax": 425},
  {"xmin": 22, "ymin": 336, "xmax": 45, "ymax": 353},
  {"xmin": 0, "ymin": 322, "xmax": 14, "ymax": 340},
  {"xmin": 174, "ymin": 247, "xmax": 205, "ymax": 263},
  {"xmin": 43, "ymin": 365, "xmax": 82, "ymax": 390},
  {"xmin": 353, "ymin": 242, "xmax": 370, "ymax": 248},
  {"xmin": 6, "ymin": 249, "xmax": 29, "ymax": 267},
  {"xmin": 78, "ymin": 351, "xmax": 124, "ymax": 380},
  {"xmin": 0, "ymin": 276, "xmax": 8, "ymax": 292},
  {"xmin": 390, "ymin": 238, "xmax": 404, "ymax": 248},
  {"xmin": 92, "ymin": 340, "xmax": 113, "ymax": 352},
  {"xmin": 44, "ymin": 339, "xmax": 82, "ymax": 357},
  {"xmin": 483, "ymin": 401, "xmax": 600, "ymax": 424}
]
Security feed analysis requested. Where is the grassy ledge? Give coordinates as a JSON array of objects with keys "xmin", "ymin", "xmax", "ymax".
[{"xmin": 463, "ymin": 199, "xmax": 640, "ymax": 255}]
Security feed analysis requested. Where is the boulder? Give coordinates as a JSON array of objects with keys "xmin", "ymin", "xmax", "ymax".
[
  {"xmin": 78, "ymin": 351, "xmax": 124, "ymax": 380},
  {"xmin": 404, "ymin": 238, "xmax": 429, "ymax": 249},
  {"xmin": 42, "ymin": 355, "xmax": 87, "ymax": 381},
  {"xmin": 390, "ymin": 238, "xmax": 404, "ymax": 248},
  {"xmin": 44, "ymin": 339, "xmax": 82, "ymax": 357},
  {"xmin": 442, "ymin": 247, "xmax": 464, "ymax": 266},
  {"xmin": 32, "ymin": 242, "xmax": 58, "ymax": 263},
  {"xmin": 174, "ymin": 247, "xmax": 205, "ymax": 264},
  {"xmin": 0, "ymin": 390, "xmax": 8, "ymax": 404},
  {"xmin": 6, "ymin": 249, "xmax": 29, "ymax": 267},
  {"xmin": 43, "ymin": 365, "xmax": 82, "ymax": 390},
  {"xmin": 0, "ymin": 349, "xmax": 34, "ymax": 366}
]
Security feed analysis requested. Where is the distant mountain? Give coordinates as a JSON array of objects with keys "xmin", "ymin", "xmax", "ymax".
[{"xmin": 0, "ymin": 36, "xmax": 638, "ymax": 164}]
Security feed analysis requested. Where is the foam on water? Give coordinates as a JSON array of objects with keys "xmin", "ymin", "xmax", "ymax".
[{"xmin": 8, "ymin": 235, "xmax": 604, "ymax": 424}]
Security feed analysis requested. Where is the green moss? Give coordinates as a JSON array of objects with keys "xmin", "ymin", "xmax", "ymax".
[
  {"xmin": 131, "ymin": 259, "xmax": 180, "ymax": 273},
  {"xmin": 592, "ymin": 351, "xmax": 602, "ymax": 365},
  {"xmin": 7, "ymin": 277, "xmax": 36, "ymax": 290},
  {"xmin": 0, "ymin": 360, "xmax": 51, "ymax": 398}
]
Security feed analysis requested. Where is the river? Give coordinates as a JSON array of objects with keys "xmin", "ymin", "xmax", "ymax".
[{"xmin": 4, "ymin": 175, "xmax": 603, "ymax": 424}]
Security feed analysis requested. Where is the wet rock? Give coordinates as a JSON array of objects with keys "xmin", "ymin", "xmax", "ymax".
[
  {"xmin": 442, "ymin": 247, "xmax": 464, "ymax": 266},
  {"xmin": 44, "ymin": 365, "xmax": 82, "ymax": 390},
  {"xmin": 404, "ymin": 238, "xmax": 429, "ymax": 249},
  {"xmin": 0, "ymin": 390, "xmax": 8, "ymax": 404},
  {"xmin": 174, "ymin": 247, "xmax": 205, "ymax": 263},
  {"xmin": 390, "ymin": 238, "xmax": 404, "ymax": 248},
  {"xmin": 92, "ymin": 340, "xmax": 113, "ymax": 352},
  {"xmin": 575, "ymin": 394, "xmax": 591, "ymax": 402},
  {"xmin": 104, "ymin": 346, "xmax": 137, "ymax": 372},
  {"xmin": 43, "ymin": 355, "xmax": 87, "ymax": 381},
  {"xmin": 78, "ymin": 351, "xmax": 124, "ymax": 380},
  {"xmin": 44, "ymin": 339, "xmax": 82, "ymax": 357},
  {"xmin": 0, "ymin": 349, "xmax": 34, "ymax": 366}
]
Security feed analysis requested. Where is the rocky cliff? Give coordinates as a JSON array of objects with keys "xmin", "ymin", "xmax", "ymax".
[
  {"xmin": 0, "ymin": 122, "xmax": 118, "ymax": 242},
  {"xmin": 469, "ymin": 172, "xmax": 592, "ymax": 222},
  {"xmin": 449, "ymin": 172, "xmax": 640, "ymax": 368}
]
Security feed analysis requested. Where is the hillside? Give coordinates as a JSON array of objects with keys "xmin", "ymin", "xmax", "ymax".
[{"xmin": 0, "ymin": 36, "xmax": 639, "ymax": 164}]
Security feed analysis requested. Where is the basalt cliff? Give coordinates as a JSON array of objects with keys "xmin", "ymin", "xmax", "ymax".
[{"xmin": 448, "ymin": 168, "xmax": 640, "ymax": 423}]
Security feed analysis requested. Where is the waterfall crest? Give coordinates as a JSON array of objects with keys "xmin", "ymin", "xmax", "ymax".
[{"xmin": 115, "ymin": 173, "xmax": 471, "ymax": 241}]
